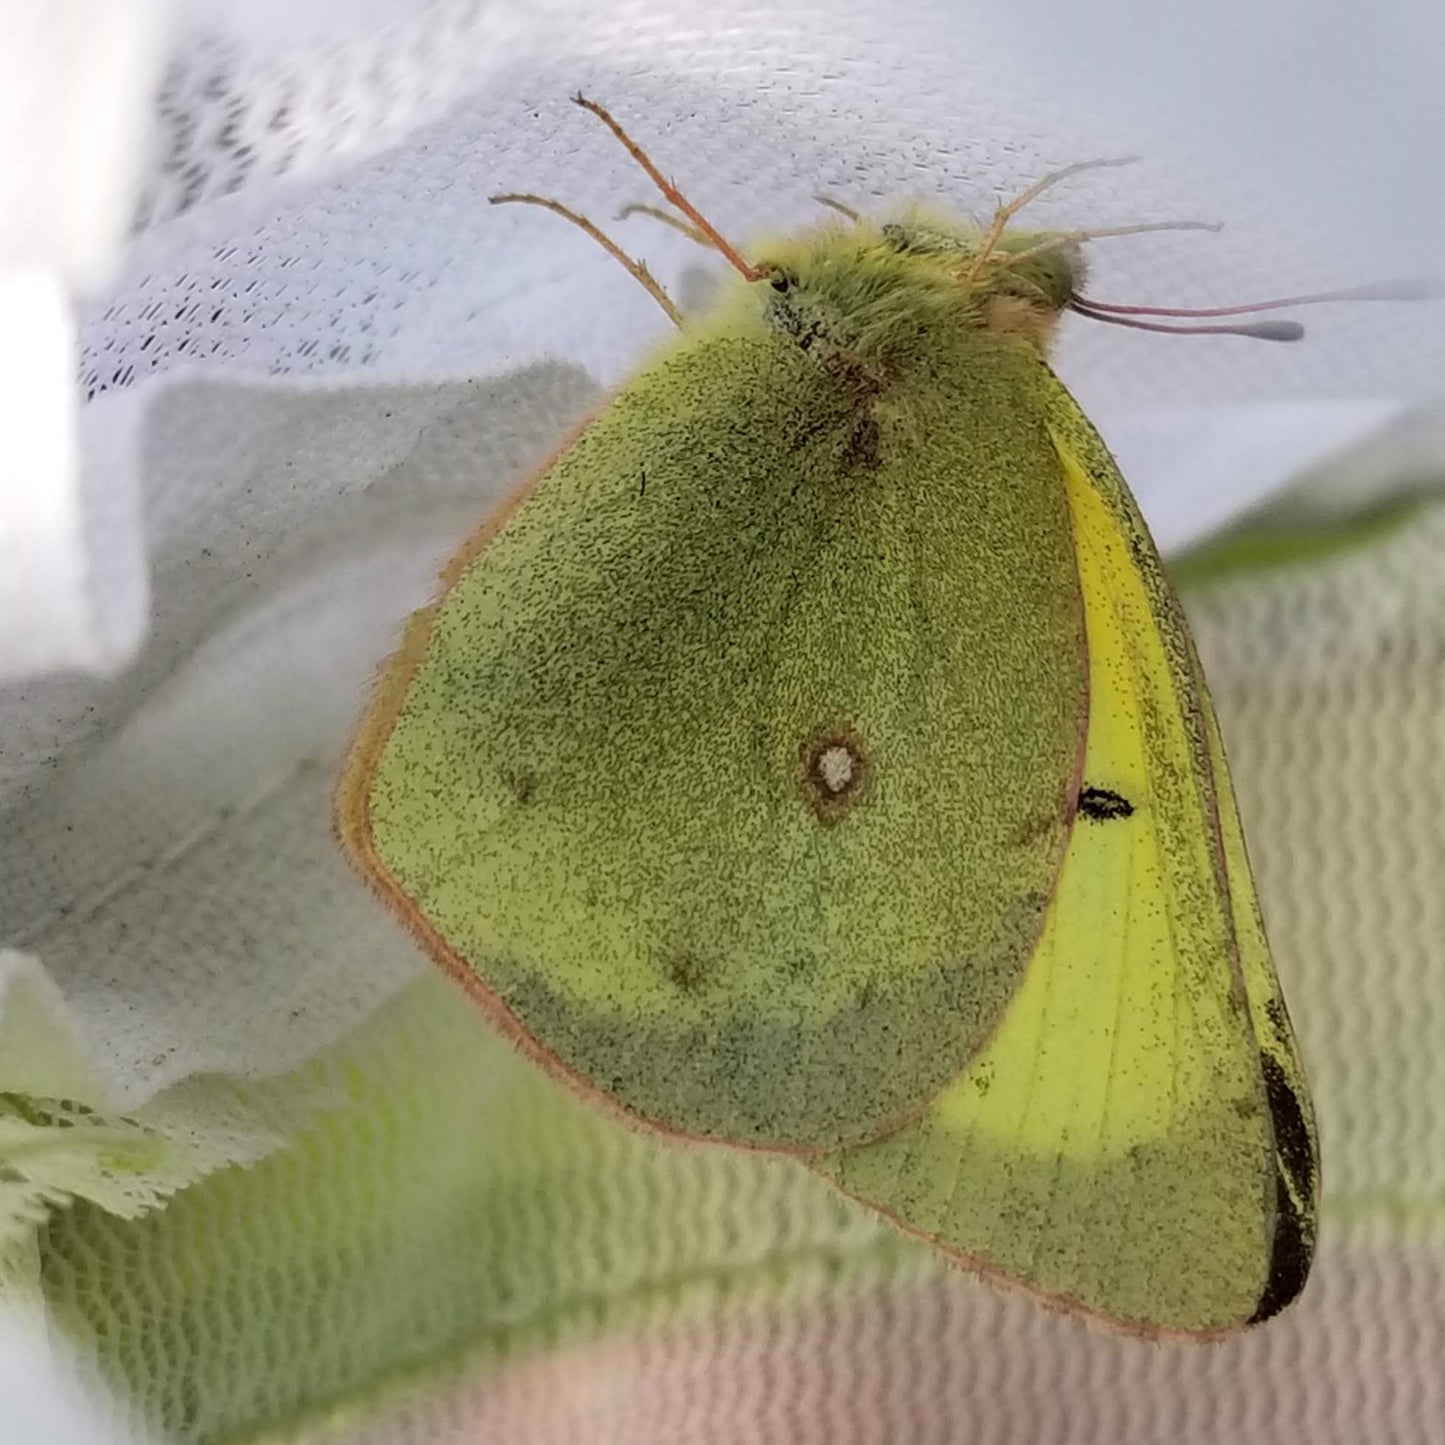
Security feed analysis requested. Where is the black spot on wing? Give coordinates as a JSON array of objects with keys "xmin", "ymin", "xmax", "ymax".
[
  {"xmin": 1249, "ymin": 1052, "xmax": 1318, "ymax": 1323},
  {"xmin": 1261, "ymin": 1052, "xmax": 1317, "ymax": 1201},
  {"xmin": 1264, "ymin": 995, "xmax": 1292, "ymax": 1047},
  {"xmin": 1078, "ymin": 786, "xmax": 1134, "ymax": 822},
  {"xmin": 1249, "ymin": 1165, "xmax": 1314, "ymax": 1323},
  {"xmin": 663, "ymin": 949, "xmax": 713, "ymax": 994}
]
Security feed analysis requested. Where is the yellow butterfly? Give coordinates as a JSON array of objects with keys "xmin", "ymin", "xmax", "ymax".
[{"xmin": 338, "ymin": 95, "xmax": 1319, "ymax": 1334}]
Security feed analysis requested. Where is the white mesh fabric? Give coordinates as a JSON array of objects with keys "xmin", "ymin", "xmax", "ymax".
[
  {"xmin": 135, "ymin": 2, "xmax": 543, "ymax": 230},
  {"xmin": 87, "ymin": 3, "xmax": 1444, "ymax": 407},
  {"xmin": 0, "ymin": 1309, "xmax": 142, "ymax": 1445},
  {"xmin": 8, "ymin": 0, "xmax": 1442, "ymax": 686},
  {"xmin": 0, "ymin": 0, "xmax": 166, "ymax": 681},
  {"xmin": 0, "ymin": 947, "xmax": 351, "ymax": 1286},
  {"xmin": 1, "ymin": 368, "xmax": 591, "ymax": 1103}
]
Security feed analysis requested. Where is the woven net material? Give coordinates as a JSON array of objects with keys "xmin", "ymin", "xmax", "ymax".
[
  {"xmin": 18, "ymin": 489, "xmax": 1445, "ymax": 1445},
  {"xmin": 86, "ymin": 3, "xmax": 1441, "ymax": 410},
  {"xmin": 6, "ymin": 0, "xmax": 1437, "ymax": 684},
  {"xmin": 0, "ymin": 952, "xmax": 330, "ymax": 1269}
]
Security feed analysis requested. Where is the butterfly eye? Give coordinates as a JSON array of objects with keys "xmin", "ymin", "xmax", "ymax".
[{"xmin": 769, "ymin": 270, "xmax": 794, "ymax": 294}]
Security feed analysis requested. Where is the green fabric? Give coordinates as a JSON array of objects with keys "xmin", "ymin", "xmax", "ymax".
[
  {"xmin": 35, "ymin": 976, "xmax": 929, "ymax": 1443},
  {"xmin": 0, "ymin": 954, "xmax": 332, "ymax": 1296},
  {"xmin": 1167, "ymin": 489, "xmax": 1429, "ymax": 588}
]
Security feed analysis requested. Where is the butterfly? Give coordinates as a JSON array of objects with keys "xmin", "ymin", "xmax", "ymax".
[{"xmin": 337, "ymin": 94, "xmax": 1319, "ymax": 1335}]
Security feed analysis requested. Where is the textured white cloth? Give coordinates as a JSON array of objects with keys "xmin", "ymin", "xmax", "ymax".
[
  {"xmin": 3, "ymin": 0, "xmax": 1443, "ymax": 685},
  {"xmin": 0, "ymin": 0, "xmax": 169, "ymax": 680},
  {"xmin": 0, "ymin": 1310, "xmax": 143, "ymax": 1445}
]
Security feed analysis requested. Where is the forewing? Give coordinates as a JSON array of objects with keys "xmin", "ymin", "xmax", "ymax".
[
  {"xmin": 815, "ymin": 387, "xmax": 1315, "ymax": 1334},
  {"xmin": 1200, "ymin": 677, "xmax": 1320, "ymax": 1321},
  {"xmin": 338, "ymin": 326, "xmax": 1087, "ymax": 1153}
]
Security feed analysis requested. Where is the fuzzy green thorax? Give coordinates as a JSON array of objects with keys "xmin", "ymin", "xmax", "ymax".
[{"xmin": 721, "ymin": 216, "xmax": 1086, "ymax": 368}]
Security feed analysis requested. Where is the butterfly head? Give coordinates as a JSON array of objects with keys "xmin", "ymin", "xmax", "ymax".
[{"xmin": 742, "ymin": 211, "xmax": 1086, "ymax": 362}]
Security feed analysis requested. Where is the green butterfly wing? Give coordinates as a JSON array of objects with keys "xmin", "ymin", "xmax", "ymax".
[
  {"xmin": 814, "ymin": 385, "xmax": 1319, "ymax": 1335},
  {"xmin": 338, "ymin": 315, "xmax": 1088, "ymax": 1154},
  {"xmin": 1199, "ymin": 667, "xmax": 1319, "ymax": 1322}
]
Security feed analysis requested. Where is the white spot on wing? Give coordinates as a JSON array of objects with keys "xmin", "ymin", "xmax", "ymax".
[{"xmin": 817, "ymin": 744, "xmax": 856, "ymax": 794}]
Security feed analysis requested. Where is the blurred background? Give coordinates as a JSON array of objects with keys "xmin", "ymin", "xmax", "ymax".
[{"xmin": 2, "ymin": 2, "xmax": 1443, "ymax": 1441}]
